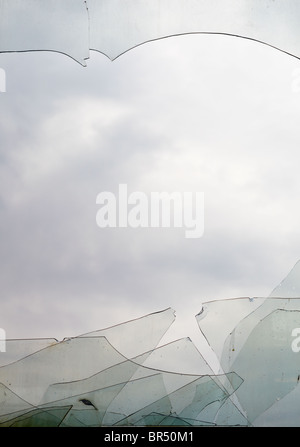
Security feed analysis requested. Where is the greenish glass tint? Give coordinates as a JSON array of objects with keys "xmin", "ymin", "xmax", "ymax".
[
  {"xmin": 196, "ymin": 261, "xmax": 300, "ymax": 426},
  {"xmin": 0, "ymin": 308, "xmax": 245, "ymax": 426}
]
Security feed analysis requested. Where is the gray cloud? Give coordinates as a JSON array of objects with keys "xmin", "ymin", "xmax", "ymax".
[{"xmin": 0, "ymin": 34, "xmax": 300, "ymax": 351}]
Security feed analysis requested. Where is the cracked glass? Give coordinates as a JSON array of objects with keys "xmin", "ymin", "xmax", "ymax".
[
  {"xmin": 1, "ymin": 0, "xmax": 300, "ymax": 428},
  {"xmin": 0, "ymin": 308, "xmax": 246, "ymax": 427},
  {"xmin": 1, "ymin": 0, "xmax": 300, "ymax": 65},
  {"xmin": 1, "ymin": 258, "xmax": 300, "ymax": 427}
]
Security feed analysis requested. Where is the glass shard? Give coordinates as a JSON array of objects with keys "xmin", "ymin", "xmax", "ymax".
[
  {"xmin": 0, "ymin": 0, "xmax": 89, "ymax": 65},
  {"xmin": 0, "ymin": 308, "xmax": 246, "ymax": 426},
  {"xmin": 3, "ymin": 281, "xmax": 300, "ymax": 426},
  {"xmin": 270, "ymin": 260, "xmax": 300, "ymax": 297},
  {"xmin": 88, "ymin": 0, "xmax": 300, "ymax": 61},
  {"xmin": 78, "ymin": 307, "xmax": 176, "ymax": 359},
  {"xmin": 197, "ymin": 262, "xmax": 300, "ymax": 425},
  {"xmin": 1, "ymin": 0, "xmax": 300, "ymax": 64}
]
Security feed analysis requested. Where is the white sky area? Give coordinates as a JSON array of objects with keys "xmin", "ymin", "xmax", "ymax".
[{"xmin": 0, "ymin": 33, "xmax": 300, "ymax": 360}]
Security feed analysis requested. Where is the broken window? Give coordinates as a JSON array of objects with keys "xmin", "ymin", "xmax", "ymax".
[
  {"xmin": 1, "ymin": 264, "xmax": 300, "ymax": 426},
  {"xmin": 0, "ymin": 308, "xmax": 246, "ymax": 427},
  {"xmin": 197, "ymin": 261, "xmax": 300, "ymax": 426},
  {"xmin": 1, "ymin": 1, "xmax": 300, "ymax": 65},
  {"xmin": 1, "ymin": 1, "xmax": 300, "ymax": 427}
]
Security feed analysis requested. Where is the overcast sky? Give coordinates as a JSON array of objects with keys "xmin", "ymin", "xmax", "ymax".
[{"xmin": 1, "ymin": 32, "xmax": 300, "ymax": 353}]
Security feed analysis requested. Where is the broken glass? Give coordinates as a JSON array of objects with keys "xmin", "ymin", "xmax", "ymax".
[
  {"xmin": 0, "ymin": 308, "xmax": 247, "ymax": 427},
  {"xmin": 1, "ymin": 0, "xmax": 300, "ymax": 428},
  {"xmin": 1, "ymin": 0, "xmax": 300, "ymax": 65},
  {"xmin": 88, "ymin": 0, "xmax": 300, "ymax": 61},
  {"xmin": 0, "ymin": 338, "xmax": 58, "ymax": 368},
  {"xmin": 0, "ymin": 0, "xmax": 89, "ymax": 65},
  {"xmin": 2, "ymin": 263, "xmax": 300, "ymax": 425},
  {"xmin": 78, "ymin": 307, "xmax": 176, "ymax": 359},
  {"xmin": 197, "ymin": 260, "xmax": 300, "ymax": 426},
  {"xmin": 269, "ymin": 259, "xmax": 300, "ymax": 297}
]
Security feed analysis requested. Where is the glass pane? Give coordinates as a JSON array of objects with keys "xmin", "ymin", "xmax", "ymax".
[
  {"xmin": 0, "ymin": 0, "xmax": 89, "ymax": 65},
  {"xmin": 1, "ymin": 0, "xmax": 300, "ymax": 63},
  {"xmin": 0, "ymin": 310, "xmax": 245, "ymax": 427},
  {"xmin": 197, "ymin": 289, "xmax": 300, "ymax": 424}
]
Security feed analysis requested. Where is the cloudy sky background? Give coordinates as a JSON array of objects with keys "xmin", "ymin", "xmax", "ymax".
[{"xmin": 1, "ymin": 31, "xmax": 300, "ymax": 354}]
